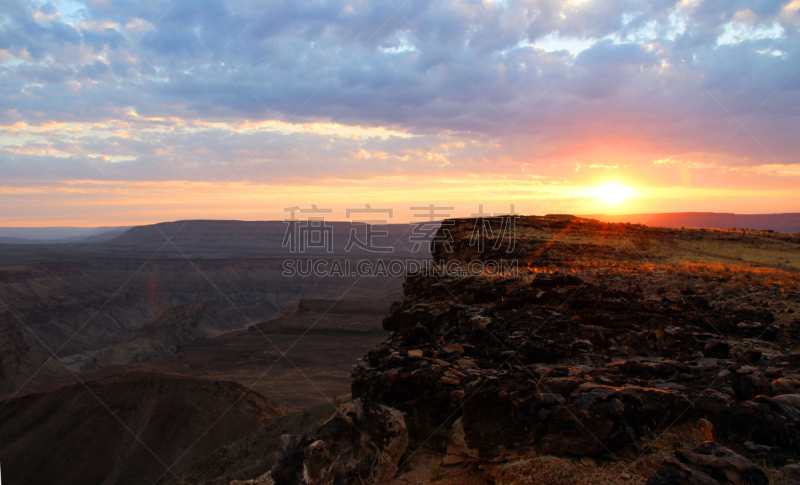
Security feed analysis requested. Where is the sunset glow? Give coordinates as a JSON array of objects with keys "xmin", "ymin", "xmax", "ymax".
[
  {"xmin": 0, "ymin": 1, "xmax": 797, "ymax": 225},
  {"xmin": 589, "ymin": 183, "xmax": 636, "ymax": 206}
]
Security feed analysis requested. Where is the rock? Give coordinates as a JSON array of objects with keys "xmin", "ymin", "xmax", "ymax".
[
  {"xmin": 441, "ymin": 344, "xmax": 464, "ymax": 357},
  {"xmin": 367, "ymin": 349, "xmax": 384, "ymax": 367},
  {"xmin": 677, "ymin": 442, "xmax": 769, "ymax": 484},
  {"xmin": 230, "ymin": 473, "xmax": 276, "ymax": 484},
  {"xmin": 647, "ymin": 456, "xmax": 721, "ymax": 485},
  {"xmin": 742, "ymin": 350, "xmax": 764, "ymax": 364},
  {"xmin": 458, "ymin": 375, "xmax": 542, "ymax": 459},
  {"xmin": 380, "ymin": 369, "xmax": 400, "ymax": 388},
  {"xmin": 349, "ymin": 216, "xmax": 800, "ymax": 469},
  {"xmin": 540, "ymin": 377, "xmax": 585, "ymax": 397},
  {"xmin": 383, "ymin": 304, "xmax": 439, "ymax": 334},
  {"xmin": 402, "ymin": 323, "xmax": 433, "ymax": 347},
  {"xmin": 780, "ymin": 463, "xmax": 800, "ymax": 482},
  {"xmin": 741, "ymin": 442, "xmax": 799, "ymax": 468},
  {"xmin": 705, "ymin": 341, "xmax": 732, "ymax": 359},
  {"xmin": 693, "ymin": 389, "xmax": 734, "ymax": 421},
  {"xmin": 469, "ymin": 315, "xmax": 491, "ymax": 331},
  {"xmin": 270, "ymin": 399, "xmax": 408, "ymax": 485},
  {"xmin": 539, "ymin": 386, "xmax": 692, "ymax": 457},
  {"xmin": 717, "ymin": 395, "xmax": 800, "ymax": 453},
  {"xmin": 456, "ymin": 358, "xmax": 479, "ymax": 370},
  {"xmin": 647, "ymin": 442, "xmax": 768, "ymax": 485},
  {"xmin": 441, "ymin": 375, "xmax": 461, "ymax": 386},
  {"xmin": 444, "ymin": 418, "xmax": 481, "ymax": 465},
  {"xmin": 407, "ymin": 350, "xmax": 424, "ymax": 359},
  {"xmin": 773, "ymin": 378, "xmax": 800, "ymax": 394},
  {"xmin": 733, "ymin": 374, "xmax": 772, "ymax": 401}
]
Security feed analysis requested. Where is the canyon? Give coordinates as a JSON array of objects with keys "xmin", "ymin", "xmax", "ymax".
[{"xmin": 2, "ymin": 216, "xmax": 800, "ymax": 484}]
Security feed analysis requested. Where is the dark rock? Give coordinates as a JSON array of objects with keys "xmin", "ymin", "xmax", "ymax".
[
  {"xmin": 693, "ymin": 389, "xmax": 734, "ymax": 421},
  {"xmin": 540, "ymin": 376, "xmax": 585, "ymax": 397},
  {"xmin": 367, "ymin": 349, "xmax": 384, "ymax": 367},
  {"xmin": 705, "ymin": 341, "xmax": 732, "ymax": 359},
  {"xmin": 459, "ymin": 375, "xmax": 542, "ymax": 459},
  {"xmin": 401, "ymin": 323, "xmax": 432, "ymax": 346},
  {"xmin": 742, "ymin": 350, "xmax": 764, "ymax": 364},
  {"xmin": 773, "ymin": 378, "xmax": 800, "ymax": 395},
  {"xmin": 779, "ymin": 463, "xmax": 800, "ymax": 482},
  {"xmin": 733, "ymin": 373, "xmax": 773, "ymax": 400},
  {"xmin": 349, "ymin": 216, "xmax": 800, "ymax": 468},
  {"xmin": 741, "ymin": 442, "xmax": 799, "ymax": 468},
  {"xmin": 648, "ymin": 442, "xmax": 768, "ymax": 485},
  {"xmin": 538, "ymin": 385, "xmax": 692, "ymax": 457},
  {"xmin": 270, "ymin": 399, "xmax": 408, "ymax": 485},
  {"xmin": 647, "ymin": 456, "xmax": 722, "ymax": 485},
  {"xmin": 717, "ymin": 395, "xmax": 800, "ymax": 453},
  {"xmin": 383, "ymin": 303, "xmax": 439, "ymax": 334}
]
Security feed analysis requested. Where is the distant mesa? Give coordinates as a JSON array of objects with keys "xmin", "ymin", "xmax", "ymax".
[
  {"xmin": 0, "ymin": 226, "xmax": 130, "ymax": 244},
  {"xmin": 2, "ymin": 214, "xmax": 798, "ymax": 249},
  {"xmin": 103, "ymin": 219, "xmax": 425, "ymax": 255},
  {"xmin": 585, "ymin": 212, "xmax": 800, "ymax": 234}
]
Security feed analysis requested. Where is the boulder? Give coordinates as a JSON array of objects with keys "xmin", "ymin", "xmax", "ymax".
[
  {"xmin": 717, "ymin": 395, "xmax": 800, "ymax": 453},
  {"xmin": 270, "ymin": 399, "xmax": 408, "ymax": 485},
  {"xmin": 773, "ymin": 378, "xmax": 800, "ymax": 395},
  {"xmin": 647, "ymin": 442, "xmax": 768, "ymax": 485},
  {"xmin": 647, "ymin": 456, "xmax": 722, "ymax": 485},
  {"xmin": 733, "ymin": 374, "xmax": 772, "ymax": 401},
  {"xmin": 538, "ymin": 385, "xmax": 692, "ymax": 456},
  {"xmin": 740, "ymin": 442, "xmax": 798, "ymax": 468},
  {"xmin": 779, "ymin": 463, "xmax": 800, "ymax": 483}
]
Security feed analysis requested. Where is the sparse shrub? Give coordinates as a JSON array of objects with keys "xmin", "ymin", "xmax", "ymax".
[
  {"xmin": 430, "ymin": 465, "xmax": 444, "ymax": 481},
  {"xmin": 632, "ymin": 231, "xmax": 653, "ymax": 251},
  {"xmin": 720, "ymin": 281, "xmax": 746, "ymax": 295},
  {"xmin": 699, "ymin": 418, "xmax": 713, "ymax": 441}
]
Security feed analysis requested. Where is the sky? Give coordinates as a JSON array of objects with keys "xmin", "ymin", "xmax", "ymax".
[{"xmin": 1, "ymin": 0, "xmax": 799, "ymax": 226}]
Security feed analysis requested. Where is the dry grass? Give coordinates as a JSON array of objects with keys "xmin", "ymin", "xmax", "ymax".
[
  {"xmin": 389, "ymin": 420, "xmax": 788, "ymax": 485},
  {"xmin": 513, "ymin": 219, "xmax": 800, "ymax": 273}
]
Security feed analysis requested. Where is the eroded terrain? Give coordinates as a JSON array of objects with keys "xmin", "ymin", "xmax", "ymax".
[{"xmin": 206, "ymin": 215, "xmax": 800, "ymax": 485}]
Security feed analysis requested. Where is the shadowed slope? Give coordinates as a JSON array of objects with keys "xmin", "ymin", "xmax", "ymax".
[{"xmin": 0, "ymin": 371, "xmax": 291, "ymax": 485}]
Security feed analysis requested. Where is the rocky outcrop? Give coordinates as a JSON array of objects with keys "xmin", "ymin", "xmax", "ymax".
[
  {"xmin": 717, "ymin": 394, "xmax": 800, "ymax": 454},
  {"xmin": 269, "ymin": 398, "xmax": 408, "ymax": 485},
  {"xmin": 350, "ymin": 216, "xmax": 800, "ymax": 466},
  {"xmin": 647, "ymin": 442, "xmax": 769, "ymax": 485}
]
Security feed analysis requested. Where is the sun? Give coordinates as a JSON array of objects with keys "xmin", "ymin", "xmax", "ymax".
[{"xmin": 589, "ymin": 182, "xmax": 635, "ymax": 205}]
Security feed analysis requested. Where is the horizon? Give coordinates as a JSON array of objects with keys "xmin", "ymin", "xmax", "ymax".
[
  {"xmin": 1, "ymin": 210, "xmax": 799, "ymax": 233},
  {"xmin": 1, "ymin": 1, "xmax": 799, "ymax": 225}
]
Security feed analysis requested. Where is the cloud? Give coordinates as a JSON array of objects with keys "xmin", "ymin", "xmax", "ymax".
[{"xmin": 0, "ymin": 0, "xmax": 798, "ymax": 222}]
